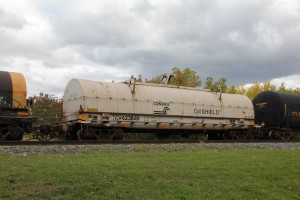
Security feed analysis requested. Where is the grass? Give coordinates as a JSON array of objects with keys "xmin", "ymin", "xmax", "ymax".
[{"xmin": 0, "ymin": 150, "xmax": 299, "ymax": 199}]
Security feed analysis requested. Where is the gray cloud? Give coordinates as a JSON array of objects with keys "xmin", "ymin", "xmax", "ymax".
[
  {"xmin": 0, "ymin": 8, "xmax": 25, "ymax": 29},
  {"xmin": 0, "ymin": 0, "xmax": 299, "ymax": 96}
]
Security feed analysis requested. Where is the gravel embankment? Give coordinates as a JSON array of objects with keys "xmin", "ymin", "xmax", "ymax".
[{"xmin": 0, "ymin": 143, "xmax": 299, "ymax": 156}]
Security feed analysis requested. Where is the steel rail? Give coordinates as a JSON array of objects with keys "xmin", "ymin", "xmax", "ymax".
[{"xmin": 0, "ymin": 140, "xmax": 298, "ymax": 146}]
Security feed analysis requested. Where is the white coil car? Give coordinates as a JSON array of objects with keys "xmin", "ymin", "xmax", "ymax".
[{"xmin": 63, "ymin": 78, "xmax": 254, "ymax": 140}]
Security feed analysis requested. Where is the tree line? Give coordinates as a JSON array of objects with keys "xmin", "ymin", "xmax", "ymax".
[{"xmin": 143, "ymin": 67, "xmax": 300, "ymax": 100}]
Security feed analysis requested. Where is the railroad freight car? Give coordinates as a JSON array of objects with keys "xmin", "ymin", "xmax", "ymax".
[
  {"xmin": 0, "ymin": 71, "xmax": 33, "ymax": 141},
  {"xmin": 253, "ymin": 91, "xmax": 300, "ymax": 139},
  {"xmin": 62, "ymin": 77, "xmax": 255, "ymax": 140}
]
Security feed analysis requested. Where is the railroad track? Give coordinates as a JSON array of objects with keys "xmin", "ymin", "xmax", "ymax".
[{"xmin": 0, "ymin": 140, "xmax": 298, "ymax": 146}]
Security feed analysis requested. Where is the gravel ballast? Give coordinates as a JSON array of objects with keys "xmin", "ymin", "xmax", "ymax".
[{"xmin": 0, "ymin": 143, "xmax": 299, "ymax": 156}]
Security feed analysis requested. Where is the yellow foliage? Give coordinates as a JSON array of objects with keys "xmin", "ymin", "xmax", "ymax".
[{"xmin": 230, "ymin": 80, "xmax": 298, "ymax": 100}]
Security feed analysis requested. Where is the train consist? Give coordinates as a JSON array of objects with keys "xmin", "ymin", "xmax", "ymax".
[{"xmin": 0, "ymin": 70, "xmax": 299, "ymax": 141}]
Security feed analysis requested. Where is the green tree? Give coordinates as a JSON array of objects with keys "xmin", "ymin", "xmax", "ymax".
[
  {"xmin": 246, "ymin": 82, "xmax": 262, "ymax": 100},
  {"xmin": 278, "ymin": 83, "xmax": 300, "ymax": 94},
  {"xmin": 236, "ymin": 80, "xmax": 277, "ymax": 100},
  {"xmin": 204, "ymin": 77, "xmax": 214, "ymax": 89},
  {"xmin": 214, "ymin": 77, "xmax": 227, "ymax": 92},
  {"xmin": 293, "ymin": 88, "xmax": 300, "ymax": 94},
  {"xmin": 148, "ymin": 67, "xmax": 201, "ymax": 87},
  {"xmin": 278, "ymin": 83, "xmax": 288, "ymax": 93},
  {"xmin": 136, "ymin": 75, "xmax": 143, "ymax": 83},
  {"xmin": 234, "ymin": 84, "xmax": 247, "ymax": 95},
  {"xmin": 30, "ymin": 93, "xmax": 63, "ymax": 125},
  {"xmin": 204, "ymin": 77, "xmax": 227, "ymax": 92},
  {"xmin": 169, "ymin": 67, "xmax": 201, "ymax": 87},
  {"xmin": 227, "ymin": 85, "xmax": 237, "ymax": 94},
  {"xmin": 27, "ymin": 93, "xmax": 63, "ymax": 141},
  {"xmin": 262, "ymin": 80, "xmax": 276, "ymax": 91},
  {"xmin": 147, "ymin": 76, "xmax": 161, "ymax": 84}
]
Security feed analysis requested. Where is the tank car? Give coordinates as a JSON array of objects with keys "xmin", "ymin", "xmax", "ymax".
[
  {"xmin": 253, "ymin": 91, "xmax": 300, "ymax": 139},
  {"xmin": 0, "ymin": 71, "xmax": 33, "ymax": 141},
  {"xmin": 62, "ymin": 77, "xmax": 254, "ymax": 140}
]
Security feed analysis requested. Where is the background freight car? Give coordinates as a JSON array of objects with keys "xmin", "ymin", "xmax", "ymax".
[
  {"xmin": 253, "ymin": 91, "xmax": 300, "ymax": 130},
  {"xmin": 0, "ymin": 71, "xmax": 33, "ymax": 141}
]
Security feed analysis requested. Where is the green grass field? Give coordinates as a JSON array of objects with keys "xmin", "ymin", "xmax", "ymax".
[{"xmin": 1, "ymin": 149, "xmax": 299, "ymax": 199}]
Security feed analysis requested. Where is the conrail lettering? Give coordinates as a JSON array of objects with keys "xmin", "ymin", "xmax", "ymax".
[
  {"xmin": 153, "ymin": 101, "xmax": 170, "ymax": 106},
  {"xmin": 194, "ymin": 108, "xmax": 220, "ymax": 115}
]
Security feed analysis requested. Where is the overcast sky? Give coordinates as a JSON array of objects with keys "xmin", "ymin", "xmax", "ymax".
[{"xmin": 0, "ymin": 0, "xmax": 299, "ymax": 96}]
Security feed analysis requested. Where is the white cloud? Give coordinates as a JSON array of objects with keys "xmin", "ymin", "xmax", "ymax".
[{"xmin": 271, "ymin": 75, "xmax": 300, "ymax": 89}]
